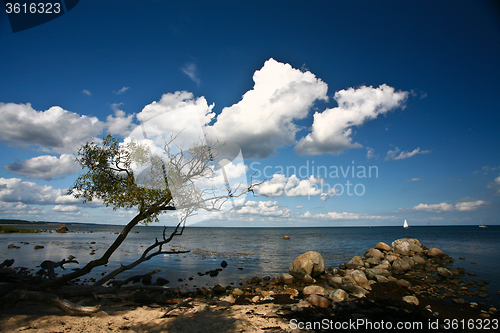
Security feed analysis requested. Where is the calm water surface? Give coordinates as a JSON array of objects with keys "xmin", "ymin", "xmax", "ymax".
[{"xmin": 1, "ymin": 224, "xmax": 499, "ymax": 305}]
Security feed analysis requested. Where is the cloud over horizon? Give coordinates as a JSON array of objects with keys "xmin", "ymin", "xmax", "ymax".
[{"xmin": 3, "ymin": 154, "xmax": 80, "ymax": 180}]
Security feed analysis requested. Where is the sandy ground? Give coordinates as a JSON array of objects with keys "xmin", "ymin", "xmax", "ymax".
[{"xmin": 0, "ymin": 299, "xmax": 298, "ymax": 333}]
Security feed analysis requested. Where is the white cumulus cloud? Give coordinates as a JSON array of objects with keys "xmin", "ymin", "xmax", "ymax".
[
  {"xmin": 106, "ymin": 103, "xmax": 135, "ymax": 136},
  {"xmin": 255, "ymin": 174, "xmax": 336, "ymax": 200},
  {"xmin": 3, "ymin": 154, "xmax": 80, "ymax": 180},
  {"xmin": 207, "ymin": 58, "xmax": 328, "ymax": 159},
  {"xmin": 410, "ymin": 199, "xmax": 486, "ymax": 212},
  {"xmin": 295, "ymin": 84, "xmax": 408, "ymax": 156},
  {"xmin": 235, "ymin": 200, "xmax": 292, "ymax": 217},
  {"xmin": 0, "ymin": 103, "xmax": 104, "ymax": 153}
]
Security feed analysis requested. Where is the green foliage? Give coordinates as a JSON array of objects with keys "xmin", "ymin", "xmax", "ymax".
[{"xmin": 69, "ymin": 134, "xmax": 173, "ymax": 225}]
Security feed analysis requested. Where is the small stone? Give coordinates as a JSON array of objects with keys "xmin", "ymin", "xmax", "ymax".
[
  {"xmin": 397, "ymin": 279, "xmax": 411, "ymax": 288},
  {"xmin": 283, "ymin": 236, "xmax": 290, "ymax": 240},
  {"xmin": 328, "ymin": 276, "xmax": 342, "ymax": 287},
  {"xmin": 231, "ymin": 288, "xmax": 244, "ymax": 297},
  {"xmin": 303, "ymin": 274, "xmax": 315, "ymax": 284},
  {"xmin": 280, "ymin": 273, "xmax": 294, "ymax": 284},
  {"xmin": 34, "ymin": 245, "xmax": 44, "ymax": 250},
  {"xmin": 402, "ymin": 295, "xmax": 419, "ymax": 306},
  {"xmin": 221, "ymin": 260, "xmax": 228, "ymax": 268}
]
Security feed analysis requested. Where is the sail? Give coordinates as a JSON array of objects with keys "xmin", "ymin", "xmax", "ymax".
[{"xmin": 403, "ymin": 219, "xmax": 409, "ymax": 228}]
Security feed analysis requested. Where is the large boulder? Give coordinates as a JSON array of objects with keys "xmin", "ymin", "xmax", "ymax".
[
  {"xmin": 365, "ymin": 248, "xmax": 384, "ymax": 259},
  {"xmin": 349, "ymin": 270, "xmax": 371, "ymax": 290},
  {"xmin": 375, "ymin": 242, "xmax": 391, "ymax": 251},
  {"xmin": 345, "ymin": 256, "xmax": 364, "ymax": 269},
  {"xmin": 329, "ymin": 289, "xmax": 348, "ymax": 302},
  {"xmin": 427, "ymin": 248, "xmax": 444, "ymax": 257},
  {"xmin": 391, "ymin": 238, "xmax": 421, "ymax": 256},
  {"xmin": 306, "ymin": 294, "xmax": 330, "ymax": 308},
  {"xmin": 303, "ymin": 285, "xmax": 328, "ymax": 296},
  {"xmin": 392, "ymin": 259, "xmax": 411, "ymax": 272},
  {"xmin": 289, "ymin": 251, "xmax": 325, "ymax": 279}
]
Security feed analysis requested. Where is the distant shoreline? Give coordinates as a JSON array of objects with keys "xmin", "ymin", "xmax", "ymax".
[{"xmin": 0, "ymin": 219, "xmax": 496, "ymax": 228}]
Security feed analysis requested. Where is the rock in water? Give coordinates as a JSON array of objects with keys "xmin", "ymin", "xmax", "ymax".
[
  {"xmin": 391, "ymin": 238, "xmax": 420, "ymax": 256},
  {"xmin": 289, "ymin": 251, "xmax": 325, "ymax": 279},
  {"xmin": 221, "ymin": 260, "xmax": 228, "ymax": 268},
  {"xmin": 375, "ymin": 242, "xmax": 391, "ymax": 251},
  {"xmin": 427, "ymin": 248, "xmax": 444, "ymax": 257},
  {"xmin": 56, "ymin": 225, "xmax": 69, "ymax": 233},
  {"xmin": 437, "ymin": 267, "xmax": 453, "ymax": 278},
  {"xmin": 283, "ymin": 235, "xmax": 290, "ymax": 240}
]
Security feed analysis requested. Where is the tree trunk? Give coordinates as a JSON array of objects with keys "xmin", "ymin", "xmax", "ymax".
[{"xmin": 46, "ymin": 210, "xmax": 152, "ymax": 288}]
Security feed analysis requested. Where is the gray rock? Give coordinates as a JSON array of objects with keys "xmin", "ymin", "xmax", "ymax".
[
  {"xmin": 231, "ymin": 288, "xmax": 244, "ymax": 297},
  {"xmin": 365, "ymin": 248, "xmax": 384, "ymax": 259},
  {"xmin": 327, "ymin": 276, "xmax": 342, "ymax": 287},
  {"xmin": 375, "ymin": 242, "xmax": 392, "ymax": 251},
  {"xmin": 289, "ymin": 251, "xmax": 325, "ymax": 279},
  {"xmin": 402, "ymin": 295, "xmax": 419, "ymax": 305},
  {"xmin": 410, "ymin": 244, "xmax": 424, "ymax": 253},
  {"xmin": 350, "ymin": 270, "xmax": 371, "ymax": 290},
  {"xmin": 342, "ymin": 275, "xmax": 356, "ymax": 285},
  {"xmin": 280, "ymin": 273, "xmax": 294, "ymax": 284},
  {"xmin": 303, "ymin": 274, "xmax": 315, "ymax": 284},
  {"xmin": 412, "ymin": 255, "xmax": 426, "ymax": 265},
  {"xmin": 341, "ymin": 283, "xmax": 369, "ymax": 298},
  {"xmin": 375, "ymin": 275, "xmax": 389, "ymax": 283},
  {"xmin": 329, "ymin": 289, "xmax": 348, "ymax": 302},
  {"xmin": 428, "ymin": 248, "xmax": 444, "ymax": 257},
  {"xmin": 385, "ymin": 254, "xmax": 399, "ymax": 262},
  {"xmin": 391, "ymin": 238, "xmax": 421, "ymax": 256},
  {"xmin": 437, "ymin": 267, "xmax": 453, "ymax": 279},
  {"xmin": 303, "ymin": 285, "xmax": 328, "ymax": 296},
  {"xmin": 345, "ymin": 256, "xmax": 364, "ymax": 269},
  {"xmin": 306, "ymin": 294, "xmax": 330, "ymax": 308},
  {"xmin": 366, "ymin": 257, "xmax": 380, "ymax": 266},
  {"xmin": 392, "ymin": 259, "xmax": 411, "ymax": 272},
  {"xmin": 365, "ymin": 268, "xmax": 391, "ymax": 279},
  {"xmin": 397, "ymin": 279, "xmax": 412, "ymax": 288},
  {"xmin": 401, "ymin": 257, "xmax": 415, "ymax": 268}
]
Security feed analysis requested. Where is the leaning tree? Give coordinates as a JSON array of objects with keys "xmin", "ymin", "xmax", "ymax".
[{"xmin": 1, "ymin": 133, "xmax": 260, "ymax": 313}]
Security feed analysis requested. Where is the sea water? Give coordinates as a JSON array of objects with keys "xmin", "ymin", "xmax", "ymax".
[{"xmin": 1, "ymin": 224, "xmax": 499, "ymax": 306}]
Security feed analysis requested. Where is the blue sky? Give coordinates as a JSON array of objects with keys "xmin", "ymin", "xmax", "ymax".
[{"xmin": 0, "ymin": 0, "xmax": 499, "ymax": 226}]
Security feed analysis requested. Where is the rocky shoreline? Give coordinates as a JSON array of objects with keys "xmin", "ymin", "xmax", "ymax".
[{"xmin": 1, "ymin": 238, "xmax": 499, "ymax": 332}]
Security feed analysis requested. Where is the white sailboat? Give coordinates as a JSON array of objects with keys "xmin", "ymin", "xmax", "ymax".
[{"xmin": 403, "ymin": 219, "xmax": 409, "ymax": 229}]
